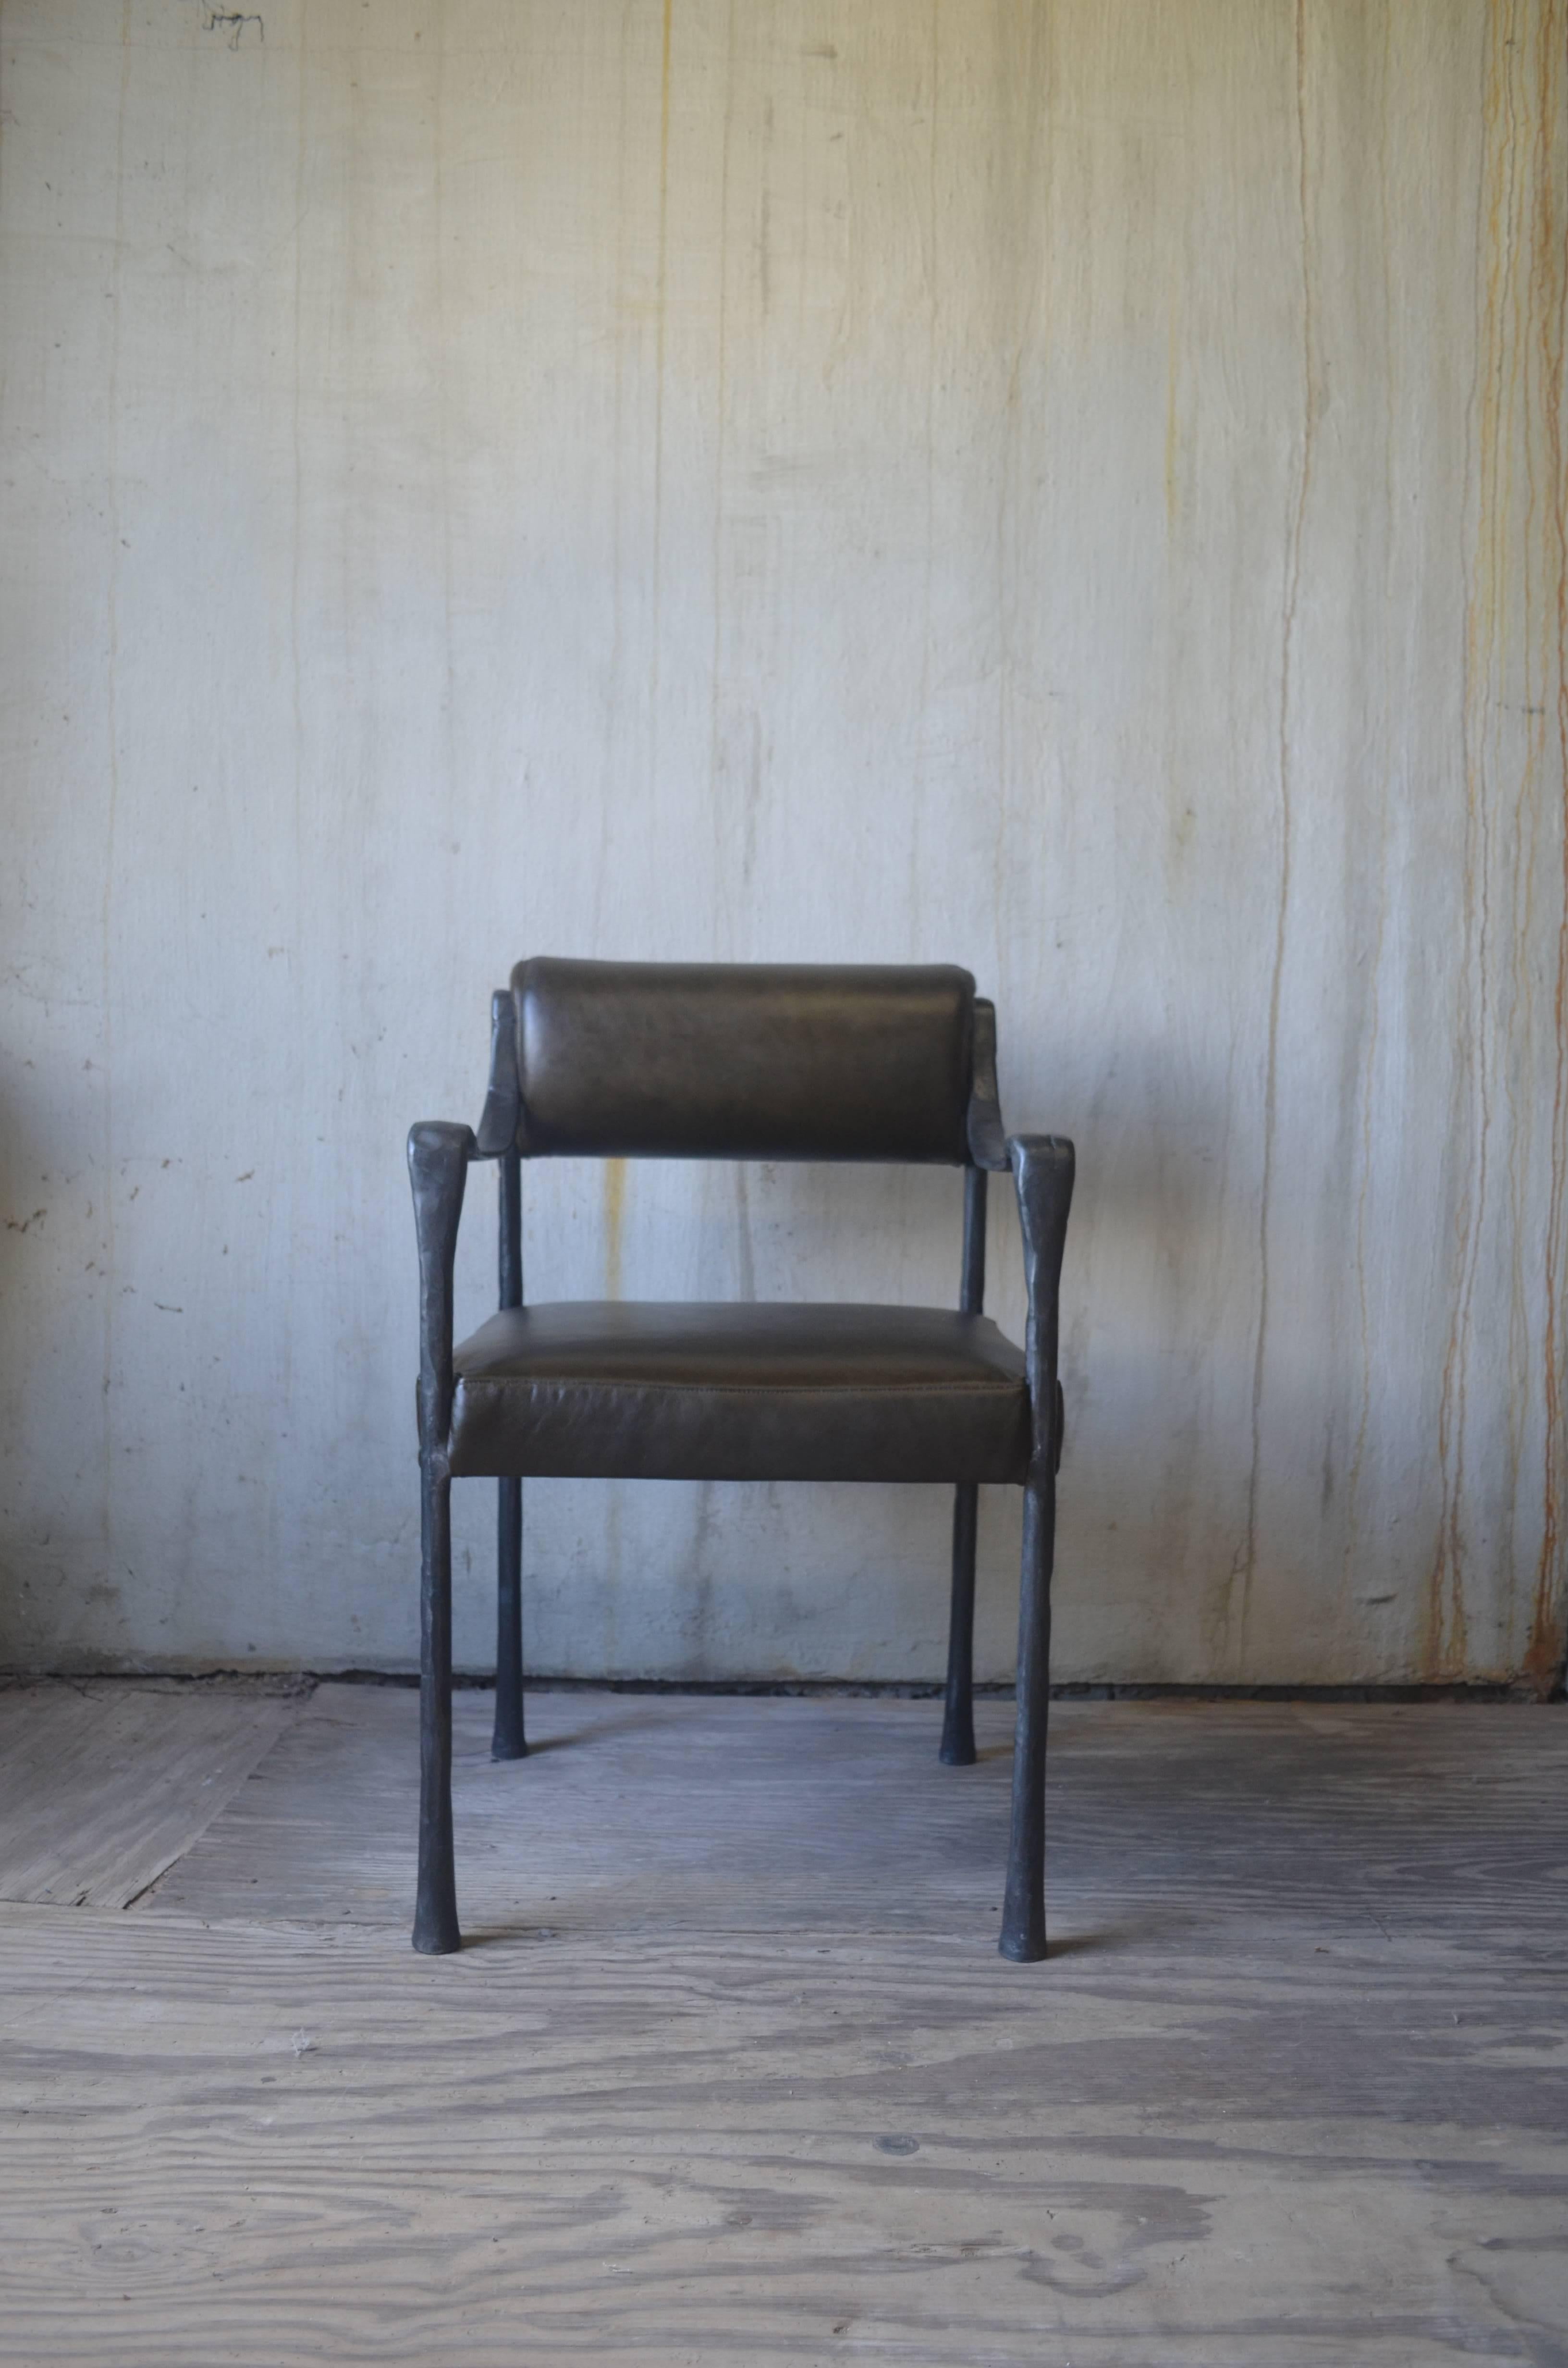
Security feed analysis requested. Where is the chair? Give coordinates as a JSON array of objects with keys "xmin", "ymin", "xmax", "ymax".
[{"xmin": 407, "ymin": 961, "xmax": 1074, "ymax": 1960}]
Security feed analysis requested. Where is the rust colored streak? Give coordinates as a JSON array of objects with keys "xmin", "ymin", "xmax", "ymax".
[
  {"xmin": 1527, "ymin": 0, "xmax": 1568, "ymax": 1696},
  {"xmin": 603, "ymin": 1157, "xmax": 627, "ymax": 1302}
]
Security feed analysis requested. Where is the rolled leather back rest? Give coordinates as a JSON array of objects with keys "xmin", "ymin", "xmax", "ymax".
[{"xmin": 511, "ymin": 959, "xmax": 976, "ymax": 1162}]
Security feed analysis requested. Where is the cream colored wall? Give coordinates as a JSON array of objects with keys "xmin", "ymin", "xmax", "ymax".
[{"xmin": 1, "ymin": 0, "xmax": 1564, "ymax": 1684}]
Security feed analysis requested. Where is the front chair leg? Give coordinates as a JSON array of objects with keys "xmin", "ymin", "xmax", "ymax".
[
  {"xmin": 414, "ymin": 1458, "xmax": 461, "ymax": 1954},
  {"xmin": 491, "ymin": 1478, "xmax": 528, "ymax": 1760},
  {"xmin": 999, "ymin": 1472, "xmax": 1053, "ymax": 1962},
  {"xmin": 939, "ymin": 1481, "xmax": 979, "ymax": 1765}
]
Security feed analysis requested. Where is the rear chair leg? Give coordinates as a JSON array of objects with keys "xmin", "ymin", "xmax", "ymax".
[
  {"xmin": 939, "ymin": 1481, "xmax": 979, "ymax": 1765},
  {"xmin": 999, "ymin": 1473, "xmax": 1053, "ymax": 1962},
  {"xmin": 491, "ymin": 1478, "xmax": 528, "ymax": 1760},
  {"xmin": 414, "ymin": 1460, "xmax": 461, "ymax": 1954}
]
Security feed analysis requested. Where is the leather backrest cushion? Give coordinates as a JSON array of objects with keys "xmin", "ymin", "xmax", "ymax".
[{"xmin": 511, "ymin": 960, "xmax": 975, "ymax": 1162}]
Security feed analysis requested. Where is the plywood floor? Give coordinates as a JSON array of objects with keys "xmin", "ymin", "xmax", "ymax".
[{"xmin": 0, "ymin": 1680, "xmax": 1564, "ymax": 2366}]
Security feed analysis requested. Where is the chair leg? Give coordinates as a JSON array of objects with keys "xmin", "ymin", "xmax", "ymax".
[
  {"xmin": 491, "ymin": 1477, "xmax": 528, "ymax": 1760},
  {"xmin": 939, "ymin": 1481, "xmax": 979, "ymax": 1765},
  {"xmin": 999, "ymin": 1473, "xmax": 1053, "ymax": 1962},
  {"xmin": 413, "ymin": 1459, "xmax": 462, "ymax": 1954}
]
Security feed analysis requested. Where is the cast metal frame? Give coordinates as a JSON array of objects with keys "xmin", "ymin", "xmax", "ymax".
[{"xmin": 408, "ymin": 990, "xmax": 1074, "ymax": 1962}]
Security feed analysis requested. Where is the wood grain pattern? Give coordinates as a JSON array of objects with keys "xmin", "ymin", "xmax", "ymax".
[
  {"xmin": 0, "ymin": 1682, "xmax": 300, "ymax": 1910},
  {"xmin": 148, "ymin": 1684, "xmax": 1568, "ymax": 1946},
  {"xmin": 0, "ymin": 1913, "xmax": 1564, "ymax": 2365},
  {"xmin": 1, "ymin": 1686, "xmax": 1563, "ymax": 2363}
]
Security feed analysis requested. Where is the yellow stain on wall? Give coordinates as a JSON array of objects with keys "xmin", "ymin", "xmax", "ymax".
[{"xmin": 603, "ymin": 1157, "xmax": 627, "ymax": 1302}]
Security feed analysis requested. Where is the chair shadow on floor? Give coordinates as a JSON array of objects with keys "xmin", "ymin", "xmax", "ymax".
[{"xmin": 453, "ymin": 1918, "xmax": 1160, "ymax": 1956}]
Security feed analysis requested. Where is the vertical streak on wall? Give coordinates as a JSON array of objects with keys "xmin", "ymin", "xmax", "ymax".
[
  {"xmin": 990, "ymin": 1, "xmax": 1047, "ymax": 980},
  {"xmin": 648, "ymin": 0, "xmax": 674, "ymax": 805},
  {"xmin": 291, "ymin": 18, "xmax": 306, "ymax": 946},
  {"xmin": 1430, "ymin": 0, "xmax": 1568, "ymax": 1679},
  {"xmin": 436, "ymin": 12, "xmax": 456, "ymax": 892},
  {"xmin": 1440, "ymin": 0, "xmax": 1525, "ymax": 1677},
  {"xmin": 591, "ymin": 5, "xmax": 639, "ymax": 948},
  {"xmin": 708, "ymin": 0, "xmax": 735, "ymax": 943},
  {"xmin": 1236, "ymin": 0, "xmax": 1314, "ymax": 1669},
  {"xmin": 910, "ymin": 0, "xmax": 941, "ymax": 941},
  {"xmin": 1527, "ymin": 0, "xmax": 1568, "ymax": 1690},
  {"xmin": 1340, "ymin": 4, "xmax": 1397, "ymax": 1617},
  {"xmin": 1431, "ymin": 0, "xmax": 1499, "ymax": 1681},
  {"xmin": 100, "ymin": 2, "xmax": 134, "ymax": 1600}
]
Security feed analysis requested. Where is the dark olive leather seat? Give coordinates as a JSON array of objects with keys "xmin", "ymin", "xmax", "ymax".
[
  {"xmin": 448, "ymin": 1301, "xmax": 1031, "ymax": 1483},
  {"xmin": 407, "ymin": 959, "xmax": 1075, "ymax": 1967}
]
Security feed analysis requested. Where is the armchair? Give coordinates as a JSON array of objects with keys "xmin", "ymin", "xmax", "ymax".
[{"xmin": 407, "ymin": 962, "xmax": 1074, "ymax": 1960}]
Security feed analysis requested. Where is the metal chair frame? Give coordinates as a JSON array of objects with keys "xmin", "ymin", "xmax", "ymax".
[{"xmin": 408, "ymin": 984, "xmax": 1073, "ymax": 1960}]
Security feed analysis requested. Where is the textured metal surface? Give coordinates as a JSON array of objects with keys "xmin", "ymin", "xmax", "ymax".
[
  {"xmin": 1000, "ymin": 1135, "xmax": 1076, "ymax": 1960},
  {"xmin": 938, "ymin": 1482, "xmax": 980, "ymax": 1768},
  {"xmin": 491, "ymin": 1134, "xmax": 527, "ymax": 1762},
  {"xmin": 940, "ymin": 1165, "xmax": 992, "ymax": 1765},
  {"xmin": 410, "ymin": 971, "xmax": 1074, "ymax": 1953},
  {"xmin": 406, "ymin": 1120, "xmax": 472, "ymax": 1954}
]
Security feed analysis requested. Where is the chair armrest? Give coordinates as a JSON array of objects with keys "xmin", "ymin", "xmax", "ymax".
[
  {"xmin": 1008, "ymin": 1132, "xmax": 1075, "ymax": 1477},
  {"xmin": 408, "ymin": 1121, "xmax": 475, "ymax": 1456}
]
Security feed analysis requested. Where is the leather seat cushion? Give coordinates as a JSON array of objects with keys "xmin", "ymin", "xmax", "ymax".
[{"xmin": 447, "ymin": 1302, "xmax": 1030, "ymax": 1483}]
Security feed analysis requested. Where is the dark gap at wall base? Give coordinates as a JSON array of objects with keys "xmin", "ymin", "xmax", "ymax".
[
  {"xmin": 5, "ymin": 1667, "xmax": 1557, "ymax": 1704},
  {"xmin": 396, "ymin": 1673, "xmax": 1564, "ymax": 1704}
]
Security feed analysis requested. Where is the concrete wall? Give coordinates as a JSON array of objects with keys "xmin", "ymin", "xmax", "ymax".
[{"xmin": 1, "ymin": 0, "xmax": 1565, "ymax": 1685}]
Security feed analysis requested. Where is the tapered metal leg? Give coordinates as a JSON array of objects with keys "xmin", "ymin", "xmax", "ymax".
[
  {"xmin": 491, "ymin": 1477, "xmax": 528, "ymax": 1760},
  {"xmin": 999, "ymin": 1474, "xmax": 1053, "ymax": 1962},
  {"xmin": 413, "ymin": 1459, "xmax": 461, "ymax": 1954},
  {"xmin": 939, "ymin": 1481, "xmax": 979, "ymax": 1765}
]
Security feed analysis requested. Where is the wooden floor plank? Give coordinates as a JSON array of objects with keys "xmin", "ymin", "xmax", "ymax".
[
  {"xmin": 147, "ymin": 1684, "xmax": 1568, "ymax": 1947},
  {"xmin": 0, "ymin": 1903, "xmax": 1563, "ymax": 2365},
  {"xmin": 0, "ymin": 1682, "xmax": 301, "ymax": 1910},
  {"xmin": 0, "ymin": 1686, "xmax": 1563, "ymax": 2363}
]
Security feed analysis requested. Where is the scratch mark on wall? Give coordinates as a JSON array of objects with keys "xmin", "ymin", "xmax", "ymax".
[
  {"xmin": 202, "ymin": 8, "xmax": 264, "ymax": 48},
  {"xmin": 1235, "ymin": 0, "xmax": 1314, "ymax": 1672}
]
